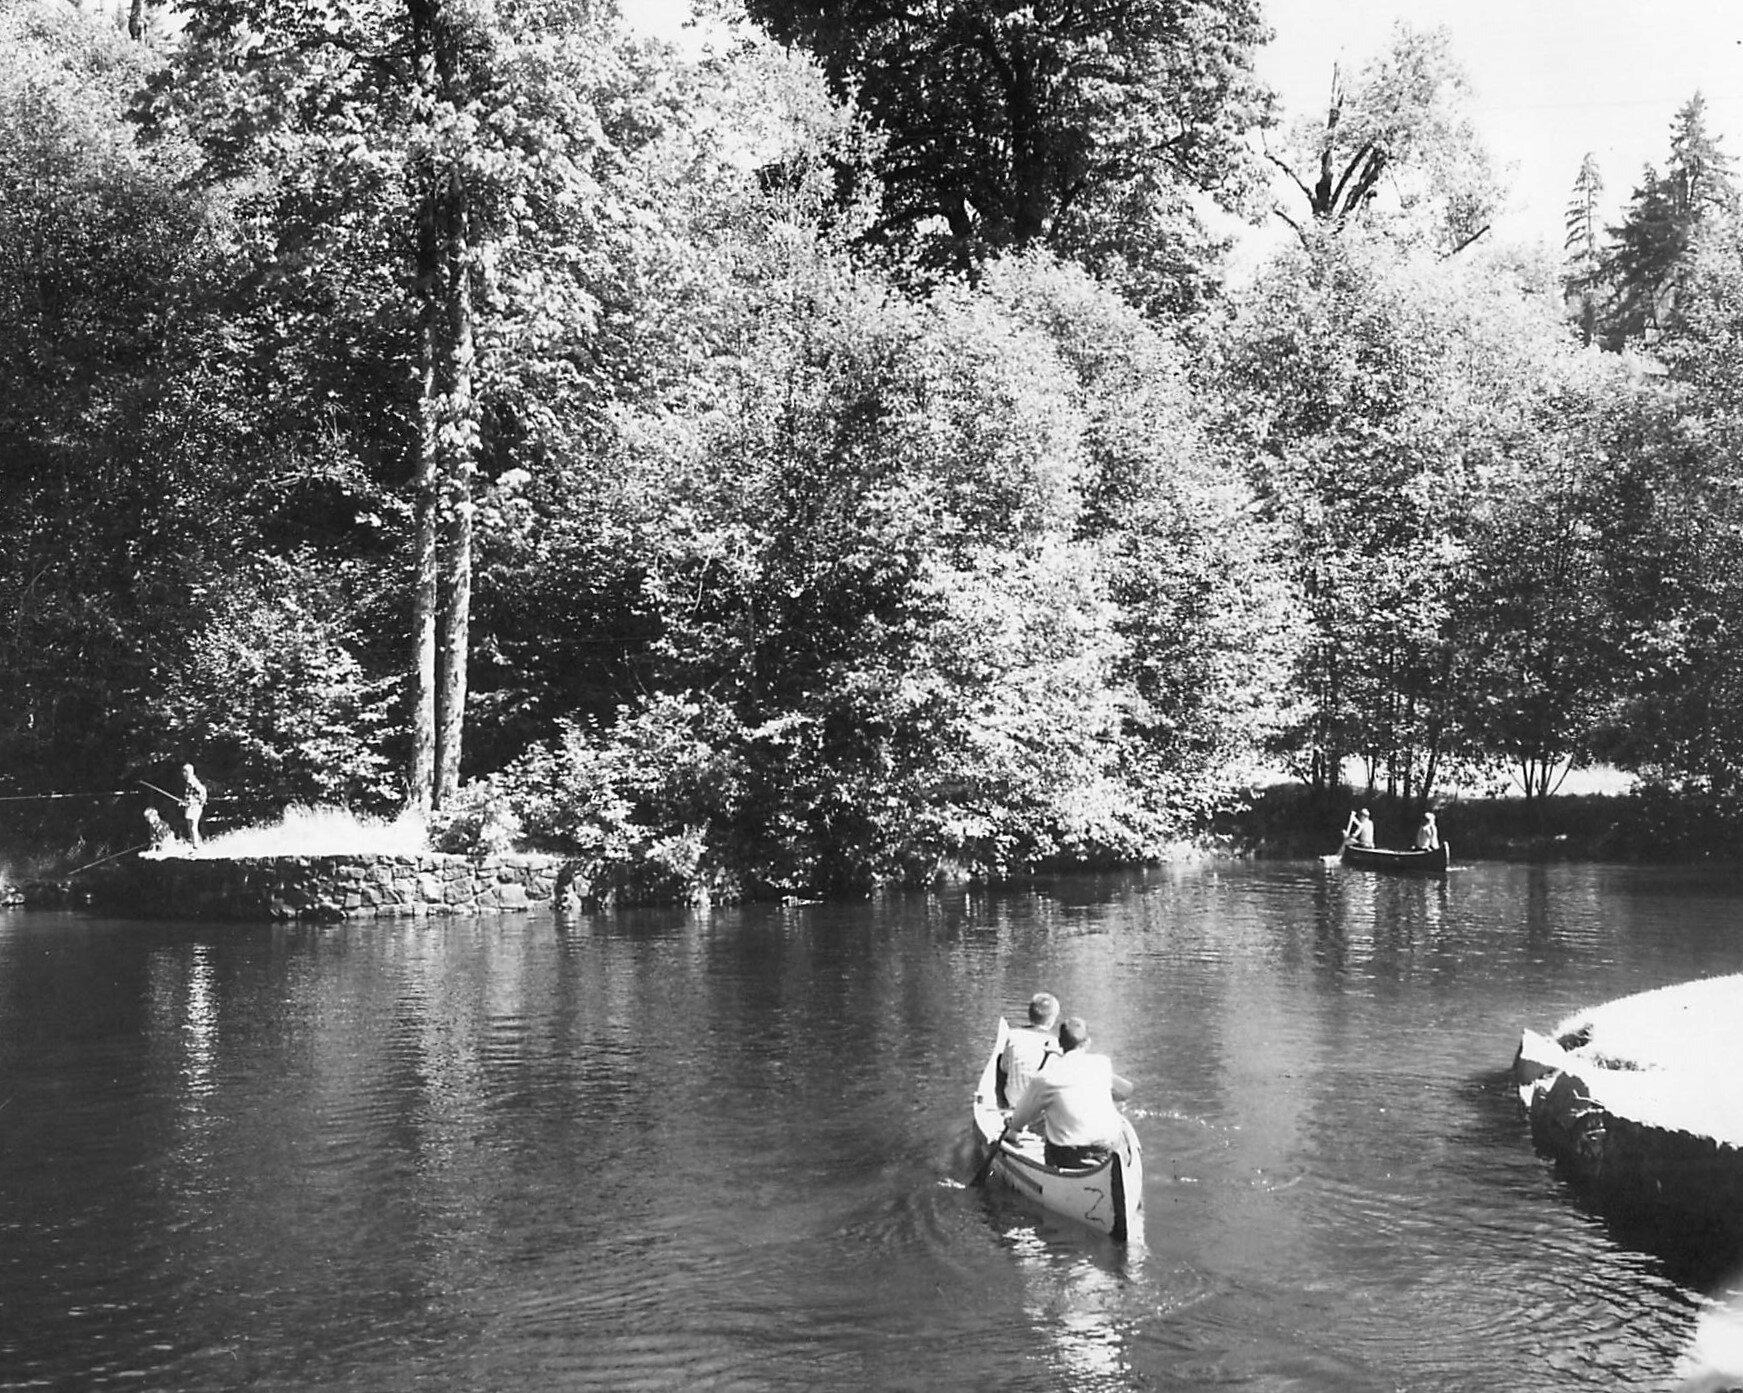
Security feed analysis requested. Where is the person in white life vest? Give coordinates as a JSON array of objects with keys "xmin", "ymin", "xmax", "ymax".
[{"xmin": 997, "ymin": 991, "xmax": 1060, "ymax": 1108}]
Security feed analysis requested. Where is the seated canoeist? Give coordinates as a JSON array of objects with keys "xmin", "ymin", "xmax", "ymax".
[
  {"xmin": 1344, "ymin": 807, "xmax": 1375, "ymax": 849},
  {"xmin": 1413, "ymin": 812, "xmax": 1440, "ymax": 851},
  {"xmin": 998, "ymin": 992, "xmax": 1060, "ymax": 1109},
  {"xmin": 1007, "ymin": 1016, "xmax": 1133, "ymax": 1170}
]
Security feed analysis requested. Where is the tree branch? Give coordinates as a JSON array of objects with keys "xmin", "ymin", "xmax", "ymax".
[
  {"xmin": 1440, "ymin": 222, "xmax": 1492, "ymax": 259},
  {"xmin": 1329, "ymin": 142, "xmax": 1383, "ymax": 218},
  {"xmin": 1261, "ymin": 145, "xmax": 1315, "ymax": 205}
]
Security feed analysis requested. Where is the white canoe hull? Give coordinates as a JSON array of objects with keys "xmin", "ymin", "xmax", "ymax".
[{"xmin": 972, "ymin": 1018, "xmax": 1143, "ymax": 1243}]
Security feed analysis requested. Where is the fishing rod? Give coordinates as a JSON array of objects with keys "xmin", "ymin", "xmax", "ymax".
[
  {"xmin": 0, "ymin": 783, "xmax": 245, "ymax": 806},
  {"xmin": 63, "ymin": 842, "xmax": 152, "ymax": 877},
  {"xmin": 139, "ymin": 780, "xmax": 188, "ymax": 807},
  {"xmin": 0, "ymin": 790, "xmax": 131, "ymax": 802}
]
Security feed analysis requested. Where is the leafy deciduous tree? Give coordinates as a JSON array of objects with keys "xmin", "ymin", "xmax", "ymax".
[
  {"xmin": 142, "ymin": 0, "xmax": 658, "ymax": 811},
  {"xmin": 1216, "ymin": 235, "xmax": 1599, "ymax": 808},
  {"xmin": 1263, "ymin": 23, "xmax": 1498, "ymax": 258},
  {"xmin": 1456, "ymin": 365, "xmax": 1629, "ymax": 800},
  {"xmin": 740, "ymin": 0, "xmax": 1273, "ymax": 314},
  {"xmin": 0, "ymin": 1, "xmax": 229, "ymax": 791}
]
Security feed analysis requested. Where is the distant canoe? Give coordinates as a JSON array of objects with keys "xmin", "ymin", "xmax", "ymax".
[{"xmin": 1340, "ymin": 842, "xmax": 1449, "ymax": 874}]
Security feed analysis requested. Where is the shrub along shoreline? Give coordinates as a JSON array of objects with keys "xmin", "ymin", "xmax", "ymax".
[
  {"xmin": 7, "ymin": 783, "xmax": 1743, "ymax": 912},
  {"xmin": 1222, "ymin": 785, "xmax": 1738, "ymax": 865}
]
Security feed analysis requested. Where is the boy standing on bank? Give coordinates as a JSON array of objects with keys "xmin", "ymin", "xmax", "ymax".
[{"xmin": 181, "ymin": 763, "xmax": 206, "ymax": 849}]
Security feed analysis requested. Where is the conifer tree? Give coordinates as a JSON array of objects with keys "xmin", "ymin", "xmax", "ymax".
[
  {"xmin": 1564, "ymin": 152, "xmax": 1604, "ymax": 346},
  {"xmin": 1667, "ymin": 92, "xmax": 1738, "ymax": 222},
  {"xmin": 1597, "ymin": 94, "xmax": 1737, "ymax": 349}
]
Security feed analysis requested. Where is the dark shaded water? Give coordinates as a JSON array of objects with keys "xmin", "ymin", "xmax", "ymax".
[{"xmin": 4, "ymin": 860, "xmax": 1743, "ymax": 1391}]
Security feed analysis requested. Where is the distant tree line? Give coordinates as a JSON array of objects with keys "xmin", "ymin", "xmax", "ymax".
[{"xmin": 5, "ymin": 1, "xmax": 1743, "ymax": 893}]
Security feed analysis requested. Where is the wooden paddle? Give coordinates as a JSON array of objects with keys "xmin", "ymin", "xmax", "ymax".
[{"xmin": 970, "ymin": 1127, "xmax": 1010, "ymax": 1187}]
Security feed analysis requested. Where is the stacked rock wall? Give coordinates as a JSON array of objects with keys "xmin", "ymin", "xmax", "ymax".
[
  {"xmin": 99, "ymin": 852, "xmax": 574, "ymax": 921},
  {"xmin": 1515, "ymin": 1031, "xmax": 1743, "ymax": 1255}
]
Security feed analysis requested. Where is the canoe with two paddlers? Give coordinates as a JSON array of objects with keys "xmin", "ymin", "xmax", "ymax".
[
  {"xmin": 1339, "ymin": 841, "xmax": 1450, "ymax": 874},
  {"xmin": 969, "ymin": 1017, "xmax": 1143, "ymax": 1243}
]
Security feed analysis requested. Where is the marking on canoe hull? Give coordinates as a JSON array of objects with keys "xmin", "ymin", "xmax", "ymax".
[{"xmin": 1000, "ymin": 1162, "xmax": 1112, "ymax": 1225}]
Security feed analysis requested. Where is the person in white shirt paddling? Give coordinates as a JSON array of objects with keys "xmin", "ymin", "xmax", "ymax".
[{"xmin": 1007, "ymin": 1016, "xmax": 1133, "ymax": 1170}]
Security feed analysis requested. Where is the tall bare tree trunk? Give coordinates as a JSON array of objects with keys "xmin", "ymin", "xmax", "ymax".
[
  {"xmin": 405, "ymin": 0, "xmax": 476, "ymax": 814},
  {"xmin": 434, "ymin": 191, "xmax": 475, "ymax": 809},
  {"xmin": 408, "ymin": 218, "xmax": 441, "ymax": 815}
]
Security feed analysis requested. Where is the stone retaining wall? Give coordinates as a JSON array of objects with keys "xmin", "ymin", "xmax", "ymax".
[
  {"xmin": 96, "ymin": 852, "xmax": 576, "ymax": 921},
  {"xmin": 1516, "ymin": 1036, "xmax": 1743, "ymax": 1253}
]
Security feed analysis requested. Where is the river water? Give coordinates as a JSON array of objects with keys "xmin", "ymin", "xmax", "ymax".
[{"xmin": 4, "ymin": 859, "xmax": 1743, "ymax": 1391}]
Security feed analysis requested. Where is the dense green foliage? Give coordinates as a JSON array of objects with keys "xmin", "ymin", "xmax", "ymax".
[
  {"xmin": 1211, "ymin": 235, "xmax": 1626, "ymax": 805},
  {"xmin": 740, "ymin": 0, "xmax": 1273, "ymax": 313},
  {"xmin": 10, "ymin": 2, "xmax": 1743, "ymax": 889}
]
